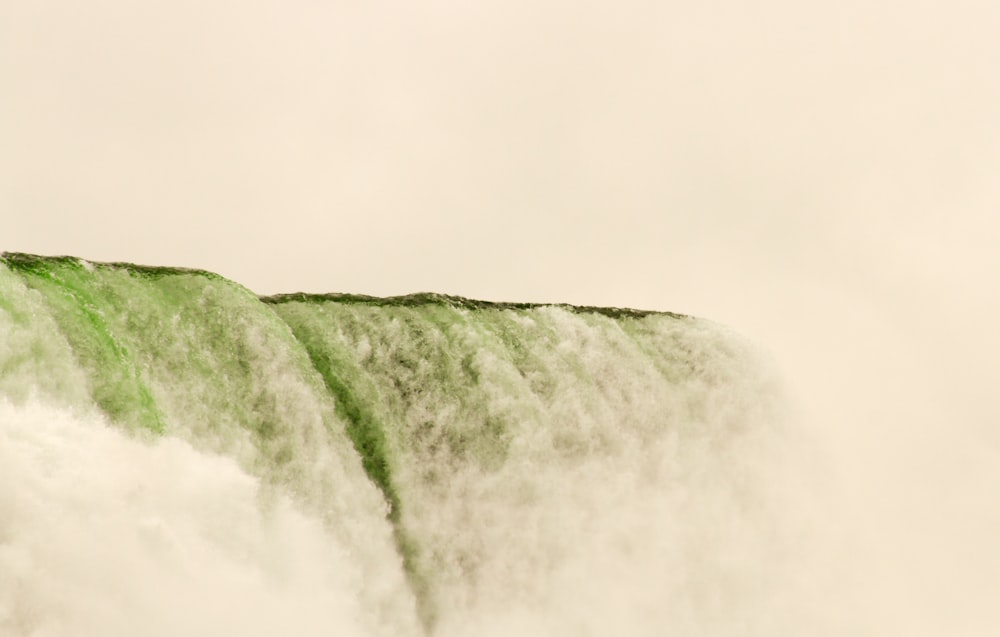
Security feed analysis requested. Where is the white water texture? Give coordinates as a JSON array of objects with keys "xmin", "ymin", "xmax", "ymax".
[
  {"xmin": 0, "ymin": 258, "xmax": 797, "ymax": 637},
  {"xmin": 0, "ymin": 401, "xmax": 375, "ymax": 637}
]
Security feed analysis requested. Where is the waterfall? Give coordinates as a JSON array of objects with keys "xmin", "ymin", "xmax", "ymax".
[{"xmin": 0, "ymin": 253, "xmax": 787, "ymax": 636}]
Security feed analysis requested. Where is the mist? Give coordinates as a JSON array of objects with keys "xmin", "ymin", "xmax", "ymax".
[{"xmin": 3, "ymin": 0, "xmax": 999, "ymax": 634}]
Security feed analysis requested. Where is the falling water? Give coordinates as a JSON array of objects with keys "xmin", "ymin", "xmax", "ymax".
[{"xmin": 0, "ymin": 253, "xmax": 794, "ymax": 636}]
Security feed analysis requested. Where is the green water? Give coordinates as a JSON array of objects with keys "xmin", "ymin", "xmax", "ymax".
[{"xmin": 0, "ymin": 252, "xmax": 783, "ymax": 636}]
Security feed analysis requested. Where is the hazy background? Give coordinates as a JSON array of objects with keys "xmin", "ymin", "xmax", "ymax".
[{"xmin": 3, "ymin": 0, "xmax": 999, "ymax": 632}]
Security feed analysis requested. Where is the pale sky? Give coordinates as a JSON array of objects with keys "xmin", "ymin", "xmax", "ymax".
[
  {"xmin": 2, "ymin": 1, "xmax": 994, "ymax": 305},
  {"xmin": 3, "ymin": 1, "xmax": 1000, "ymax": 629}
]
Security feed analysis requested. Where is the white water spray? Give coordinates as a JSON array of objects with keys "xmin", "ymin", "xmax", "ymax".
[{"xmin": 0, "ymin": 400, "xmax": 393, "ymax": 637}]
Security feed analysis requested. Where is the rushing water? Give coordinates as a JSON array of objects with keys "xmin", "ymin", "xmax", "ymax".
[{"xmin": 0, "ymin": 253, "xmax": 792, "ymax": 636}]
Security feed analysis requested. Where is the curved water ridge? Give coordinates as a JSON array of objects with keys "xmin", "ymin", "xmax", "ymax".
[
  {"xmin": 0, "ymin": 253, "xmax": 787, "ymax": 637},
  {"xmin": 0, "ymin": 253, "xmax": 420, "ymax": 636}
]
